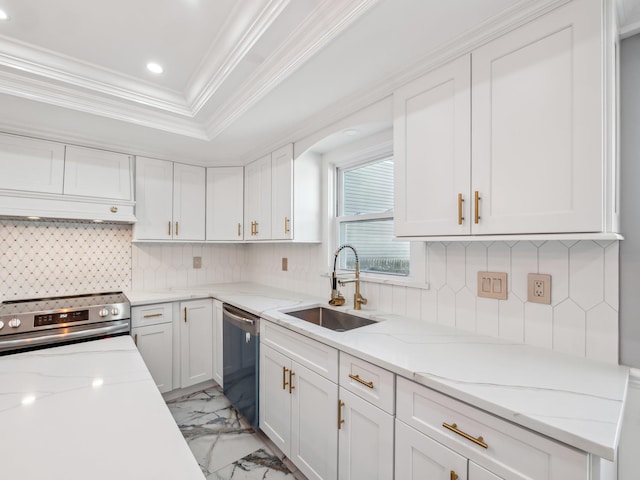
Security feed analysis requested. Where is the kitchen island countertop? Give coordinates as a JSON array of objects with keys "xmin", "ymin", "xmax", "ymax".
[{"xmin": 0, "ymin": 336, "xmax": 204, "ymax": 480}]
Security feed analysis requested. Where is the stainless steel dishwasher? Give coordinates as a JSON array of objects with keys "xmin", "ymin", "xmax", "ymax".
[{"xmin": 222, "ymin": 304, "xmax": 260, "ymax": 428}]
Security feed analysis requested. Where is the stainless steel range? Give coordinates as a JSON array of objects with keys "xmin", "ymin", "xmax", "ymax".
[{"xmin": 0, "ymin": 292, "xmax": 131, "ymax": 355}]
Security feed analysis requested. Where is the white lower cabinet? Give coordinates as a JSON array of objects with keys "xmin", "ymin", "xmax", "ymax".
[
  {"xmin": 180, "ymin": 299, "xmax": 213, "ymax": 388},
  {"xmin": 260, "ymin": 322, "xmax": 339, "ymax": 480},
  {"xmin": 338, "ymin": 387, "xmax": 394, "ymax": 480},
  {"xmin": 396, "ymin": 377, "xmax": 590, "ymax": 480},
  {"xmin": 131, "ymin": 303, "xmax": 173, "ymax": 393}
]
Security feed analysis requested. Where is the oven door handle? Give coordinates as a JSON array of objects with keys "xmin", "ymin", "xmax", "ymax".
[
  {"xmin": 0, "ymin": 320, "xmax": 130, "ymax": 354},
  {"xmin": 223, "ymin": 306, "xmax": 256, "ymax": 326}
]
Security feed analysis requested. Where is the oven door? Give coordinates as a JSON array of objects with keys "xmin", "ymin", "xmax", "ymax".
[
  {"xmin": 0, "ymin": 319, "xmax": 131, "ymax": 355},
  {"xmin": 222, "ymin": 304, "xmax": 260, "ymax": 428}
]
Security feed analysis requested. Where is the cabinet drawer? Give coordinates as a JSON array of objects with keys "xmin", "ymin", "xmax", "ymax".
[
  {"xmin": 396, "ymin": 377, "xmax": 589, "ymax": 479},
  {"xmin": 260, "ymin": 321, "xmax": 338, "ymax": 382},
  {"xmin": 132, "ymin": 303, "xmax": 173, "ymax": 328},
  {"xmin": 339, "ymin": 352, "xmax": 394, "ymax": 414}
]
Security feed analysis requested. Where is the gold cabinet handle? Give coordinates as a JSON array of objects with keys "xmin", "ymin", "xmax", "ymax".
[
  {"xmin": 254, "ymin": 221, "xmax": 259, "ymax": 236},
  {"xmin": 250, "ymin": 221, "xmax": 255, "ymax": 236},
  {"xmin": 134, "ymin": 333, "xmax": 138, "ymax": 346},
  {"xmin": 183, "ymin": 307, "xmax": 187, "ymax": 323},
  {"xmin": 450, "ymin": 471, "xmax": 459, "ymax": 480},
  {"xmin": 338, "ymin": 400, "xmax": 345, "ymax": 430},
  {"xmin": 457, "ymin": 193, "xmax": 464, "ymax": 225},
  {"xmin": 282, "ymin": 366, "xmax": 289, "ymax": 390},
  {"xmin": 474, "ymin": 191, "xmax": 481, "ymax": 224},
  {"xmin": 143, "ymin": 313, "xmax": 163, "ymax": 318},
  {"xmin": 288, "ymin": 370, "xmax": 295, "ymax": 394},
  {"xmin": 168, "ymin": 221, "xmax": 172, "ymax": 236},
  {"xmin": 284, "ymin": 217, "xmax": 290, "ymax": 234},
  {"xmin": 238, "ymin": 223, "xmax": 242, "ymax": 237},
  {"xmin": 175, "ymin": 221, "xmax": 179, "ymax": 236},
  {"xmin": 348, "ymin": 373, "xmax": 374, "ymax": 389},
  {"xmin": 442, "ymin": 422, "xmax": 488, "ymax": 449},
  {"xmin": 110, "ymin": 206, "xmax": 118, "ymax": 213}
]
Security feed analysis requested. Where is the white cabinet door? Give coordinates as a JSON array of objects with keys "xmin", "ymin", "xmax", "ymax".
[
  {"xmin": 132, "ymin": 323, "xmax": 173, "ymax": 393},
  {"xmin": 471, "ymin": 0, "xmax": 602, "ymax": 234},
  {"xmin": 206, "ymin": 166, "xmax": 244, "ymax": 241},
  {"xmin": 291, "ymin": 362, "xmax": 338, "ymax": 480},
  {"xmin": 259, "ymin": 344, "xmax": 292, "ymax": 455},
  {"xmin": 135, "ymin": 157, "xmax": 174, "ymax": 240},
  {"xmin": 180, "ymin": 299, "xmax": 213, "ymax": 388},
  {"xmin": 338, "ymin": 387, "xmax": 393, "ymax": 480},
  {"xmin": 173, "ymin": 163, "xmax": 205, "ymax": 241},
  {"xmin": 212, "ymin": 300, "xmax": 224, "ymax": 387},
  {"xmin": 0, "ymin": 133, "xmax": 64, "ymax": 194},
  {"xmin": 394, "ymin": 54, "xmax": 471, "ymax": 237},
  {"xmin": 64, "ymin": 145, "xmax": 132, "ymax": 200},
  {"xmin": 271, "ymin": 144, "xmax": 293, "ymax": 240},
  {"xmin": 395, "ymin": 420, "xmax": 468, "ymax": 480},
  {"xmin": 244, "ymin": 154, "xmax": 272, "ymax": 240},
  {"xmin": 470, "ymin": 462, "xmax": 503, "ymax": 480}
]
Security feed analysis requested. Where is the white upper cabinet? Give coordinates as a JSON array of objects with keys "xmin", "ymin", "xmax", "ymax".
[
  {"xmin": 0, "ymin": 133, "xmax": 65, "ymax": 194},
  {"xmin": 206, "ymin": 166, "xmax": 244, "ymax": 241},
  {"xmin": 394, "ymin": 54, "xmax": 471, "ymax": 237},
  {"xmin": 64, "ymin": 145, "xmax": 132, "ymax": 201},
  {"xmin": 135, "ymin": 157, "xmax": 205, "ymax": 241},
  {"xmin": 394, "ymin": 0, "xmax": 617, "ymax": 238},
  {"xmin": 271, "ymin": 144, "xmax": 294, "ymax": 240},
  {"xmin": 471, "ymin": 0, "xmax": 603, "ymax": 234},
  {"xmin": 173, "ymin": 163, "xmax": 206, "ymax": 240},
  {"xmin": 244, "ymin": 154, "xmax": 272, "ymax": 240}
]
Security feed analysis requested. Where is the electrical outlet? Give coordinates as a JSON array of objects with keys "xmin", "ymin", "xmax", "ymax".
[
  {"xmin": 528, "ymin": 273, "xmax": 551, "ymax": 304},
  {"xmin": 282, "ymin": 257, "xmax": 288, "ymax": 271},
  {"xmin": 193, "ymin": 256, "xmax": 202, "ymax": 269}
]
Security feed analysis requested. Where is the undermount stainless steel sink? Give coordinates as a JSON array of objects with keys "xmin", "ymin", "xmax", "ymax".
[{"xmin": 285, "ymin": 307, "xmax": 377, "ymax": 332}]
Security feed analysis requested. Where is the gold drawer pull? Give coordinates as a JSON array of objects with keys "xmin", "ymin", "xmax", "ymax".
[
  {"xmin": 284, "ymin": 216, "xmax": 290, "ymax": 234},
  {"xmin": 348, "ymin": 373, "xmax": 374, "ymax": 389},
  {"xmin": 474, "ymin": 191, "xmax": 481, "ymax": 224},
  {"xmin": 143, "ymin": 313, "xmax": 163, "ymax": 318},
  {"xmin": 282, "ymin": 366, "xmax": 289, "ymax": 390},
  {"xmin": 289, "ymin": 370, "xmax": 295, "ymax": 394},
  {"xmin": 238, "ymin": 223, "xmax": 242, "ymax": 237},
  {"xmin": 450, "ymin": 471, "xmax": 459, "ymax": 480},
  {"xmin": 110, "ymin": 206, "xmax": 118, "ymax": 213},
  {"xmin": 134, "ymin": 333, "xmax": 138, "ymax": 346},
  {"xmin": 183, "ymin": 307, "xmax": 187, "ymax": 323},
  {"xmin": 175, "ymin": 221, "xmax": 179, "ymax": 236},
  {"xmin": 457, "ymin": 193, "xmax": 464, "ymax": 225},
  {"xmin": 168, "ymin": 221, "xmax": 172, "ymax": 236},
  {"xmin": 442, "ymin": 422, "xmax": 488, "ymax": 449},
  {"xmin": 338, "ymin": 400, "xmax": 345, "ymax": 430}
]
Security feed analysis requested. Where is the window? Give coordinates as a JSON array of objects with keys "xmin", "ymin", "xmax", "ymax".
[{"xmin": 336, "ymin": 155, "xmax": 410, "ymax": 276}]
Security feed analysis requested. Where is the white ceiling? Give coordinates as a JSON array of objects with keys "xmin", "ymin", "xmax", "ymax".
[{"xmin": 0, "ymin": 0, "xmax": 637, "ymax": 166}]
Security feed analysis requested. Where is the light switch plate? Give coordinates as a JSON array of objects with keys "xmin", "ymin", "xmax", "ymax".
[
  {"xmin": 193, "ymin": 256, "xmax": 202, "ymax": 269},
  {"xmin": 282, "ymin": 257, "xmax": 288, "ymax": 271},
  {"xmin": 528, "ymin": 273, "xmax": 551, "ymax": 304},
  {"xmin": 477, "ymin": 272, "xmax": 508, "ymax": 300}
]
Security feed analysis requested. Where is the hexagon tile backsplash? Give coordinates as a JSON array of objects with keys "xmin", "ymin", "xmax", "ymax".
[{"xmin": 0, "ymin": 220, "xmax": 132, "ymax": 300}]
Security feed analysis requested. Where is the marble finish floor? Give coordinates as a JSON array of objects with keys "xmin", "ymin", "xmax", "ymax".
[{"xmin": 167, "ymin": 386, "xmax": 298, "ymax": 480}]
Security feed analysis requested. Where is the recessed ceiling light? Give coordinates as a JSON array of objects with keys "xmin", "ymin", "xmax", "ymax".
[
  {"xmin": 0, "ymin": 9, "xmax": 9, "ymax": 21},
  {"xmin": 343, "ymin": 129, "xmax": 360, "ymax": 136},
  {"xmin": 146, "ymin": 62, "xmax": 163, "ymax": 74}
]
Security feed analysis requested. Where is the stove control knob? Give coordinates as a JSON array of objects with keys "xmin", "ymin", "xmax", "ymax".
[
  {"xmin": 0, "ymin": 320, "xmax": 4, "ymax": 330},
  {"xmin": 98, "ymin": 308, "xmax": 109, "ymax": 317},
  {"xmin": 110, "ymin": 308, "xmax": 119, "ymax": 316},
  {"xmin": 9, "ymin": 318, "xmax": 21, "ymax": 328}
]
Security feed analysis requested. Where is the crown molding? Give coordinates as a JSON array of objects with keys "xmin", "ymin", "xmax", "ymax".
[
  {"xmin": 230, "ymin": 0, "xmax": 570, "ymax": 165},
  {"xmin": 0, "ymin": 35, "xmax": 192, "ymax": 115},
  {"xmin": 204, "ymin": 0, "xmax": 382, "ymax": 139},
  {"xmin": 186, "ymin": 0, "xmax": 291, "ymax": 113},
  {"xmin": 0, "ymin": 70, "xmax": 208, "ymax": 140}
]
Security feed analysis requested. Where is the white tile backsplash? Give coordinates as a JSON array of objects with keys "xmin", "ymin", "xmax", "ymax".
[
  {"xmin": 0, "ymin": 219, "xmax": 131, "ymax": 300},
  {"xmin": 0, "ymin": 218, "xmax": 619, "ymax": 364},
  {"xmin": 246, "ymin": 240, "xmax": 619, "ymax": 364}
]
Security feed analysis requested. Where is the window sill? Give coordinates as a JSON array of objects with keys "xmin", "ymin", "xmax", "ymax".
[{"xmin": 320, "ymin": 272, "xmax": 430, "ymax": 290}]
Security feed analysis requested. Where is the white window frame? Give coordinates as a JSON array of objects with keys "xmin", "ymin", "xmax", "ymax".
[{"xmin": 329, "ymin": 138, "xmax": 426, "ymax": 288}]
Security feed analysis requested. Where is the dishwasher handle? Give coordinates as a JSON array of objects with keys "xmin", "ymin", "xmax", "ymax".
[{"xmin": 223, "ymin": 305, "xmax": 259, "ymax": 334}]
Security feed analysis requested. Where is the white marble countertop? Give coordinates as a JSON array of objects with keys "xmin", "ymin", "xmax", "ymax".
[
  {"xmin": 0, "ymin": 336, "xmax": 204, "ymax": 480},
  {"xmin": 126, "ymin": 282, "xmax": 629, "ymax": 462}
]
